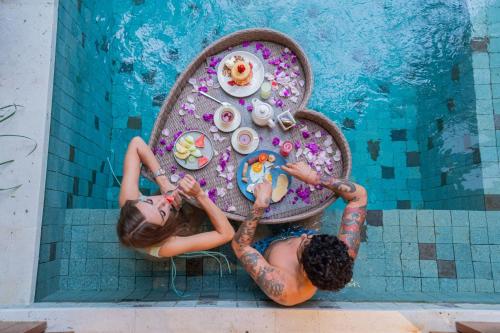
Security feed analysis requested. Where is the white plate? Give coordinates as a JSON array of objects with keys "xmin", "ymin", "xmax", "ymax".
[
  {"xmin": 217, "ymin": 51, "xmax": 265, "ymax": 98},
  {"xmin": 173, "ymin": 131, "xmax": 214, "ymax": 170},
  {"xmin": 214, "ymin": 105, "xmax": 242, "ymax": 133},
  {"xmin": 231, "ymin": 127, "xmax": 260, "ymax": 155}
]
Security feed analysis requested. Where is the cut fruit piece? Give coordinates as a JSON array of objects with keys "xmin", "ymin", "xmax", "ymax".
[
  {"xmin": 185, "ymin": 135, "xmax": 194, "ymax": 144},
  {"xmin": 198, "ymin": 156, "xmax": 209, "ymax": 167},
  {"xmin": 268, "ymin": 154, "xmax": 276, "ymax": 162},
  {"xmin": 258, "ymin": 153, "xmax": 268, "ymax": 163},
  {"xmin": 272, "ymin": 174, "xmax": 288, "ymax": 203},
  {"xmin": 178, "ymin": 138, "xmax": 190, "ymax": 148},
  {"xmin": 175, "ymin": 143, "xmax": 188, "ymax": 154},
  {"xmin": 187, "ymin": 155, "xmax": 196, "ymax": 163},
  {"xmin": 191, "ymin": 149, "xmax": 202, "ymax": 158},
  {"xmin": 195, "ymin": 134, "xmax": 205, "ymax": 148},
  {"xmin": 265, "ymin": 173, "xmax": 273, "ymax": 183},
  {"xmin": 174, "ymin": 150, "xmax": 190, "ymax": 160},
  {"xmin": 188, "ymin": 145, "xmax": 197, "ymax": 152}
]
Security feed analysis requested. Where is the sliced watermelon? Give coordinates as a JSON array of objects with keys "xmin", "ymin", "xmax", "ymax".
[
  {"xmin": 195, "ymin": 134, "xmax": 205, "ymax": 148},
  {"xmin": 198, "ymin": 156, "xmax": 209, "ymax": 167}
]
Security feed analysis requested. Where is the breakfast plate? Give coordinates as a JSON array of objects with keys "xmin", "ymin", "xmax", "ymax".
[
  {"xmin": 173, "ymin": 130, "xmax": 213, "ymax": 170},
  {"xmin": 236, "ymin": 150, "xmax": 292, "ymax": 203},
  {"xmin": 217, "ymin": 51, "xmax": 265, "ymax": 98}
]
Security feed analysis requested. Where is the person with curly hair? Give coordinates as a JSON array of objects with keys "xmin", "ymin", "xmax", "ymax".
[{"xmin": 232, "ymin": 161, "xmax": 366, "ymax": 306}]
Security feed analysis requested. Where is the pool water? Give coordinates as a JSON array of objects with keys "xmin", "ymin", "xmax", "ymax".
[{"xmin": 36, "ymin": 0, "xmax": 500, "ymax": 303}]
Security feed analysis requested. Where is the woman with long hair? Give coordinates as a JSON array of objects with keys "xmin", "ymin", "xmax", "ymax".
[{"xmin": 116, "ymin": 136, "xmax": 234, "ymax": 258}]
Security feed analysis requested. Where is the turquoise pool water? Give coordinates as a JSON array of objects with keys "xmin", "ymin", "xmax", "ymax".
[{"xmin": 36, "ymin": 0, "xmax": 500, "ymax": 303}]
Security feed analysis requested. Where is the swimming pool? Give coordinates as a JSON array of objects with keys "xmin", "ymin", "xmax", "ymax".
[{"xmin": 36, "ymin": 0, "xmax": 500, "ymax": 303}]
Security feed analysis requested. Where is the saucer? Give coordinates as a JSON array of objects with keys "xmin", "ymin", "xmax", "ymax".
[
  {"xmin": 231, "ymin": 127, "xmax": 260, "ymax": 155},
  {"xmin": 214, "ymin": 105, "xmax": 242, "ymax": 133},
  {"xmin": 217, "ymin": 51, "xmax": 265, "ymax": 98}
]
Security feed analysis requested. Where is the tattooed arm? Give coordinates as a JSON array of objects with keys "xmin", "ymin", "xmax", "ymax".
[
  {"xmin": 281, "ymin": 162, "xmax": 368, "ymax": 259},
  {"xmin": 231, "ymin": 182, "xmax": 290, "ymax": 304}
]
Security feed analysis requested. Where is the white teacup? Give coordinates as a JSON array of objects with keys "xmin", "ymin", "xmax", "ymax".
[
  {"xmin": 236, "ymin": 129, "xmax": 253, "ymax": 149},
  {"xmin": 219, "ymin": 107, "xmax": 235, "ymax": 127}
]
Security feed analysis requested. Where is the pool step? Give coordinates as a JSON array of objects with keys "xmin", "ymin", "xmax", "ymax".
[
  {"xmin": 456, "ymin": 322, "xmax": 500, "ymax": 333},
  {"xmin": 0, "ymin": 321, "xmax": 46, "ymax": 333}
]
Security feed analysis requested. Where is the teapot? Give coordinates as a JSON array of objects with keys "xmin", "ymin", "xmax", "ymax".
[{"xmin": 251, "ymin": 98, "xmax": 276, "ymax": 128}]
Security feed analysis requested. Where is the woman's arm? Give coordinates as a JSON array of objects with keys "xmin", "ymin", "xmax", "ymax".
[
  {"xmin": 119, "ymin": 136, "xmax": 174, "ymax": 207},
  {"xmin": 157, "ymin": 175, "xmax": 235, "ymax": 257}
]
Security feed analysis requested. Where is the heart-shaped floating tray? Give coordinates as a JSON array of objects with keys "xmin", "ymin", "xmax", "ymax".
[{"xmin": 143, "ymin": 29, "xmax": 351, "ymax": 224}]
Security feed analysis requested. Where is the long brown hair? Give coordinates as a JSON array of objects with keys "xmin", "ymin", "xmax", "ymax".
[{"xmin": 116, "ymin": 199, "xmax": 183, "ymax": 248}]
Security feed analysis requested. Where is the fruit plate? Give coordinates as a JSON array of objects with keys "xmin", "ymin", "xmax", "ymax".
[
  {"xmin": 217, "ymin": 51, "xmax": 265, "ymax": 98},
  {"xmin": 173, "ymin": 130, "xmax": 214, "ymax": 170},
  {"xmin": 236, "ymin": 150, "xmax": 292, "ymax": 203}
]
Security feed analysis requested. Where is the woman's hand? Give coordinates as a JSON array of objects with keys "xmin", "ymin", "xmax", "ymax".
[
  {"xmin": 253, "ymin": 181, "xmax": 272, "ymax": 209},
  {"xmin": 281, "ymin": 161, "xmax": 319, "ymax": 185},
  {"xmin": 178, "ymin": 174, "xmax": 204, "ymax": 200},
  {"xmin": 159, "ymin": 176, "xmax": 176, "ymax": 195}
]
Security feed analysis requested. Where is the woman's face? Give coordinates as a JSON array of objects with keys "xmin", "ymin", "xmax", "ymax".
[{"xmin": 135, "ymin": 195, "xmax": 172, "ymax": 226}]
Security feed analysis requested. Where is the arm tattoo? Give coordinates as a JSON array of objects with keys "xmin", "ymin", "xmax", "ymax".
[
  {"xmin": 338, "ymin": 205, "xmax": 367, "ymax": 259},
  {"xmin": 239, "ymin": 252, "xmax": 285, "ymax": 298},
  {"xmin": 234, "ymin": 206, "xmax": 265, "ymax": 248},
  {"xmin": 319, "ymin": 176, "xmax": 356, "ymax": 193},
  {"xmin": 233, "ymin": 207, "xmax": 286, "ymax": 300}
]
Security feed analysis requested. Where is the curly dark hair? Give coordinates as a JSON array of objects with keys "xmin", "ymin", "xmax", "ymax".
[{"xmin": 300, "ymin": 234, "xmax": 353, "ymax": 291}]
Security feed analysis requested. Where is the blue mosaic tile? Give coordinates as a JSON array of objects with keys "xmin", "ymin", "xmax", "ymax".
[
  {"xmin": 470, "ymin": 227, "xmax": 489, "ymax": 244},
  {"xmin": 400, "ymin": 226, "xmax": 418, "ymax": 242},
  {"xmin": 457, "ymin": 279, "xmax": 476, "ymax": 292},
  {"xmin": 435, "ymin": 226, "xmax": 453, "ymax": 243},
  {"xmin": 456, "ymin": 260, "xmax": 475, "ymax": 279},
  {"xmin": 475, "ymin": 279, "xmax": 494, "ymax": 293},
  {"xmin": 119, "ymin": 277, "xmax": 135, "ymax": 290},
  {"xmin": 385, "ymin": 242, "xmax": 402, "ymax": 258},
  {"xmin": 383, "ymin": 210, "xmax": 399, "ymax": 226},
  {"xmin": 439, "ymin": 278, "xmax": 457, "ymax": 292},
  {"xmin": 471, "ymin": 245, "xmax": 491, "ymax": 262},
  {"xmin": 399, "ymin": 210, "xmax": 416, "ymax": 226},
  {"xmin": 469, "ymin": 211, "xmax": 487, "ymax": 227},
  {"xmin": 420, "ymin": 260, "xmax": 438, "ymax": 278},
  {"xmin": 417, "ymin": 226, "xmax": 435, "ymax": 243},
  {"xmin": 452, "ymin": 226, "xmax": 470, "ymax": 244},
  {"xmin": 100, "ymin": 275, "xmax": 119, "ymax": 290},
  {"xmin": 401, "ymin": 260, "xmax": 420, "ymax": 277},
  {"xmin": 474, "ymin": 262, "xmax": 493, "ymax": 279},
  {"xmin": 451, "ymin": 211, "xmax": 469, "ymax": 226},
  {"xmin": 102, "ymin": 259, "xmax": 119, "ymax": 275},
  {"xmin": 421, "ymin": 278, "xmax": 440, "ymax": 292},
  {"xmin": 491, "ymin": 245, "xmax": 500, "ymax": 262},
  {"xmin": 385, "ymin": 277, "xmax": 403, "ymax": 291},
  {"xmin": 434, "ymin": 210, "xmax": 451, "ymax": 226},
  {"xmin": 401, "ymin": 242, "xmax": 419, "ymax": 260},
  {"xmin": 453, "ymin": 244, "xmax": 472, "ymax": 261},
  {"xmin": 403, "ymin": 277, "xmax": 421, "ymax": 292},
  {"xmin": 436, "ymin": 243, "xmax": 454, "ymax": 260},
  {"xmin": 366, "ymin": 242, "xmax": 385, "ymax": 259},
  {"xmin": 383, "ymin": 226, "xmax": 401, "ymax": 243}
]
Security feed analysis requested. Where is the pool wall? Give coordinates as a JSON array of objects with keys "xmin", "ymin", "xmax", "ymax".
[
  {"xmin": 466, "ymin": 0, "xmax": 500, "ymax": 209},
  {"xmin": 36, "ymin": 0, "xmax": 115, "ymax": 300}
]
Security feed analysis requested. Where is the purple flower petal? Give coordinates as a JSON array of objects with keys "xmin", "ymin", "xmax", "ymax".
[
  {"xmin": 306, "ymin": 142, "xmax": 320, "ymax": 155},
  {"xmin": 208, "ymin": 188, "xmax": 218, "ymax": 203},
  {"xmin": 198, "ymin": 86, "xmax": 208, "ymax": 93},
  {"xmin": 199, "ymin": 178, "xmax": 207, "ymax": 187},
  {"xmin": 255, "ymin": 42, "xmax": 264, "ymax": 50},
  {"xmin": 202, "ymin": 113, "xmax": 214, "ymax": 122},
  {"xmin": 179, "ymin": 172, "xmax": 186, "ymax": 178},
  {"xmin": 272, "ymin": 137, "xmax": 280, "ymax": 146},
  {"xmin": 242, "ymin": 41, "xmax": 251, "ymax": 47},
  {"xmin": 170, "ymin": 165, "xmax": 177, "ymax": 174},
  {"xmin": 207, "ymin": 68, "xmax": 217, "ymax": 75},
  {"xmin": 302, "ymin": 130, "xmax": 311, "ymax": 139},
  {"xmin": 294, "ymin": 140, "xmax": 301, "ymax": 149},
  {"xmin": 238, "ymin": 98, "xmax": 245, "ymax": 105},
  {"xmin": 173, "ymin": 131, "xmax": 183, "ymax": 140},
  {"xmin": 246, "ymin": 105, "xmax": 253, "ymax": 112},
  {"xmin": 159, "ymin": 138, "xmax": 167, "ymax": 145},
  {"xmin": 165, "ymin": 143, "xmax": 174, "ymax": 152},
  {"xmin": 262, "ymin": 48, "xmax": 271, "ymax": 59}
]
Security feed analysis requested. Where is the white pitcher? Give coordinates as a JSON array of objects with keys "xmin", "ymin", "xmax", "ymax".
[{"xmin": 251, "ymin": 98, "xmax": 276, "ymax": 128}]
